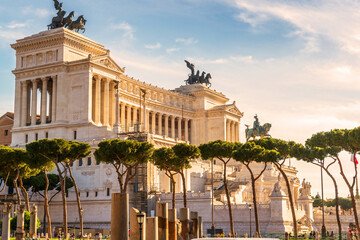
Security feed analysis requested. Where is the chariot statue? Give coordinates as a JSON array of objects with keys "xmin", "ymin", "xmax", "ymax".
[
  {"xmin": 184, "ymin": 60, "xmax": 211, "ymax": 87},
  {"xmin": 245, "ymin": 114, "xmax": 272, "ymax": 141},
  {"xmin": 48, "ymin": 0, "xmax": 87, "ymax": 33}
]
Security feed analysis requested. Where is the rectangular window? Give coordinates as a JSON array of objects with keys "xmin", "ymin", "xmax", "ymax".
[
  {"xmin": 79, "ymin": 192, "xmax": 80, "ymax": 197},
  {"xmin": 86, "ymin": 192, "xmax": 89, "ymax": 197},
  {"xmin": 4, "ymin": 130, "xmax": 8, "ymax": 136},
  {"xmin": 74, "ymin": 130, "xmax": 77, "ymax": 140},
  {"xmin": 70, "ymin": 162, "xmax": 73, "ymax": 167},
  {"xmin": 95, "ymin": 192, "xmax": 98, "ymax": 197},
  {"xmin": 79, "ymin": 158, "xmax": 83, "ymax": 167},
  {"xmin": 35, "ymin": 133, "xmax": 38, "ymax": 141},
  {"xmin": 87, "ymin": 157, "xmax": 91, "ymax": 166},
  {"xmin": 66, "ymin": 192, "xmax": 68, "ymax": 198},
  {"xmin": 25, "ymin": 134, "xmax": 28, "ymax": 143},
  {"xmin": 96, "ymin": 159, "xmax": 100, "ymax": 165},
  {"xmin": 107, "ymin": 188, "xmax": 110, "ymax": 196},
  {"xmin": 45, "ymin": 132, "xmax": 48, "ymax": 138}
]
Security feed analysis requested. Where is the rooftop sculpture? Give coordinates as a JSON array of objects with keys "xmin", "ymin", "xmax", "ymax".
[
  {"xmin": 184, "ymin": 60, "xmax": 211, "ymax": 87},
  {"xmin": 48, "ymin": 0, "xmax": 87, "ymax": 33},
  {"xmin": 245, "ymin": 114, "xmax": 272, "ymax": 141}
]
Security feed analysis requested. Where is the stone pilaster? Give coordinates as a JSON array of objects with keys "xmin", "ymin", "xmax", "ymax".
[
  {"xmin": 171, "ymin": 116, "xmax": 175, "ymax": 139},
  {"xmin": 51, "ymin": 75, "xmax": 57, "ymax": 123},
  {"xmin": 158, "ymin": 113, "xmax": 163, "ymax": 135},
  {"xmin": 21, "ymin": 81, "xmax": 28, "ymax": 126},
  {"xmin": 103, "ymin": 78, "xmax": 110, "ymax": 126},
  {"xmin": 165, "ymin": 115, "xmax": 169, "ymax": 137},
  {"xmin": 127, "ymin": 104, "xmax": 132, "ymax": 130},
  {"xmin": 177, "ymin": 118, "xmax": 182, "ymax": 140},
  {"xmin": 2, "ymin": 203, "xmax": 12, "ymax": 240},
  {"xmin": 151, "ymin": 111, "xmax": 156, "ymax": 134},
  {"xmin": 16, "ymin": 204, "xmax": 25, "ymax": 240},
  {"xmin": 120, "ymin": 102, "xmax": 125, "ymax": 130},
  {"xmin": 184, "ymin": 119, "xmax": 189, "ymax": 142}
]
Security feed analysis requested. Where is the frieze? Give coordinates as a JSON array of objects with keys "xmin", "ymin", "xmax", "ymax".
[{"xmin": 81, "ymin": 171, "xmax": 95, "ymax": 176}]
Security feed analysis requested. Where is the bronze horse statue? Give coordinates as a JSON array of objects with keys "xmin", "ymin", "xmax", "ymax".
[
  {"xmin": 245, "ymin": 123, "xmax": 272, "ymax": 141},
  {"xmin": 63, "ymin": 11, "xmax": 75, "ymax": 28},
  {"xmin": 68, "ymin": 15, "xmax": 87, "ymax": 33},
  {"xmin": 48, "ymin": 10, "xmax": 66, "ymax": 29}
]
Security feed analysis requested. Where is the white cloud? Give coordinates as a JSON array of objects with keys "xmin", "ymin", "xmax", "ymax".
[
  {"xmin": 112, "ymin": 22, "xmax": 135, "ymax": 39},
  {"xmin": 166, "ymin": 48, "xmax": 180, "ymax": 53},
  {"xmin": 144, "ymin": 42, "xmax": 161, "ymax": 49},
  {"xmin": 21, "ymin": 7, "xmax": 52, "ymax": 18},
  {"xmin": 0, "ymin": 29, "xmax": 26, "ymax": 41},
  {"xmin": 7, "ymin": 23, "xmax": 27, "ymax": 29},
  {"xmin": 175, "ymin": 38, "xmax": 198, "ymax": 45},
  {"xmin": 230, "ymin": 55, "xmax": 256, "ymax": 64},
  {"xmin": 227, "ymin": 0, "xmax": 360, "ymax": 55}
]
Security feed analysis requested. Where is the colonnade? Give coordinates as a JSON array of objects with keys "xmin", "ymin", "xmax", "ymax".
[
  {"xmin": 118, "ymin": 102, "xmax": 192, "ymax": 142},
  {"xmin": 19, "ymin": 76, "xmax": 56, "ymax": 127},
  {"xmin": 226, "ymin": 119, "xmax": 240, "ymax": 142}
]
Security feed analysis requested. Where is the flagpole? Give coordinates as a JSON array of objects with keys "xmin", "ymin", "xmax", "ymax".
[{"xmin": 355, "ymin": 153, "xmax": 360, "ymax": 199}]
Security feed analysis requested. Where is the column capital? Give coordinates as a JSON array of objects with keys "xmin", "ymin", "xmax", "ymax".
[
  {"xmin": 41, "ymin": 77, "xmax": 48, "ymax": 81},
  {"xmin": 93, "ymin": 74, "xmax": 101, "ymax": 80},
  {"xmin": 31, "ymin": 78, "xmax": 38, "ymax": 83}
]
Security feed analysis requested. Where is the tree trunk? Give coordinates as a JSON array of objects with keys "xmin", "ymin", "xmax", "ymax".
[
  {"xmin": 56, "ymin": 163, "xmax": 68, "ymax": 238},
  {"xmin": 0, "ymin": 172, "xmax": 10, "ymax": 194},
  {"xmin": 44, "ymin": 170, "xmax": 52, "ymax": 238},
  {"xmin": 171, "ymin": 175, "xmax": 176, "ymax": 209},
  {"xmin": 338, "ymin": 157, "xmax": 360, "ymax": 233},
  {"xmin": 13, "ymin": 169, "xmax": 21, "ymax": 205},
  {"xmin": 18, "ymin": 177, "xmax": 30, "ymax": 211},
  {"xmin": 245, "ymin": 165, "xmax": 261, "ymax": 237},
  {"xmin": 223, "ymin": 163, "xmax": 235, "ymax": 236},
  {"xmin": 322, "ymin": 167, "xmax": 341, "ymax": 239},
  {"xmin": 67, "ymin": 163, "xmax": 83, "ymax": 238},
  {"xmin": 180, "ymin": 172, "xmax": 187, "ymax": 208},
  {"xmin": 275, "ymin": 163, "xmax": 297, "ymax": 239}
]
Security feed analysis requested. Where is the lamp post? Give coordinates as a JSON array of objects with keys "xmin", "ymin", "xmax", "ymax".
[
  {"xmin": 211, "ymin": 159, "xmax": 215, "ymax": 237},
  {"xmin": 320, "ymin": 161, "xmax": 326, "ymax": 239},
  {"xmin": 249, "ymin": 204, "xmax": 252, "ymax": 238},
  {"xmin": 137, "ymin": 211, "xmax": 145, "ymax": 240}
]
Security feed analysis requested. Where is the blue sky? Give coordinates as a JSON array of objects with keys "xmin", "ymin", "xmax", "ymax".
[{"xmin": 1, "ymin": 0, "xmax": 360, "ymax": 197}]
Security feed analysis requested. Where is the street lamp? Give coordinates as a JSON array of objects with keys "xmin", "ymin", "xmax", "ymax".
[
  {"xmin": 137, "ymin": 211, "xmax": 145, "ymax": 240},
  {"xmin": 211, "ymin": 159, "xmax": 215, "ymax": 237},
  {"xmin": 249, "ymin": 204, "xmax": 252, "ymax": 238},
  {"xmin": 320, "ymin": 161, "xmax": 326, "ymax": 239}
]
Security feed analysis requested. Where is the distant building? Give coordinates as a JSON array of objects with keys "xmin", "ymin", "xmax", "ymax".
[{"xmin": 0, "ymin": 112, "xmax": 14, "ymax": 146}]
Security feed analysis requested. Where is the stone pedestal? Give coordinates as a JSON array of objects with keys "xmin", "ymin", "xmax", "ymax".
[
  {"xmin": 156, "ymin": 202, "xmax": 168, "ymax": 240},
  {"xmin": 180, "ymin": 208, "xmax": 189, "ymax": 240},
  {"xmin": 29, "ymin": 204, "xmax": 37, "ymax": 237},
  {"xmin": 130, "ymin": 207, "xmax": 146, "ymax": 240},
  {"xmin": 16, "ymin": 205, "xmax": 26, "ymax": 240},
  {"xmin": 111, "ymin": 193, "xmax": 129, "ymax": 240},
  {"xmin": 190, "ymin": 211, "xmax": 199, "ymax": 239},
  {"xmin": 2, "ymin": 203, "xmax": 12, "ymax": 240},
  {"xmin": 168, "ymin": 209, "xmax": 177, "ymax": 240},
  {"xmin": 146, "ymin": 217, "xmax": 159, "ymax": 240}
]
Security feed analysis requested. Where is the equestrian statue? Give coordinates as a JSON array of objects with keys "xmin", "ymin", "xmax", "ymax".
[
  {"xmin": 245, "ymin": 114, "xmax": 272, "ymax": 141},
  {"xmin": 48, "ymin": 0, "xmax": 87, "ymax": 33},
  {"xmin": 184, "ymin": 60, "xmax": 212, "ymax": 87}
]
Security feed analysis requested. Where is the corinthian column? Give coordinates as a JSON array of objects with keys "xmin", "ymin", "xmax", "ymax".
[
  {"xmin": 151, "ymin": 112, "xmax": 156, "ymax": 134},
  {"xmin": 177, "ymin": 117, "xmax": 182, "ymax": 140},
  {"xmin": 95, "ymin": 76, "xmax": 101, "ymax": 125},
  {"xmin": 164, "ymin": 115, "xmax": 169, "ymax": 137},
  {"xmin": 127, "ymin": 105, "xmax": 132, "ymax": 131},
  {"xmin": 21, "ymin": 81, "xmax": 28, "ymax": 126},
  {"xmin": 158, "ymin": 113, "xmax": 163, "ymax": 135},
  {"xmin": 120, "ymin": 102, "xmax": 126, "ymax": 130},
  {"xmin": 104, "ymin": 79, "xmax": 110, "ymax": 126},
  {"xmin": 171, "ymin": 116, "xmax": 175, "ymax": 139},
  {"xmin": 184, "ymin": 119, "xmax": 189, "ymax": 142},
  {"xmin": 41, "ymin": 77, "xmax": 48, "ymax": 124},
  {"xmin": 226, "ymin": 120, "xmax": 230, "ymax": 141},
  {"xmin": 31, "ymin": 79, "xmax": 38, "ymax": 125}
]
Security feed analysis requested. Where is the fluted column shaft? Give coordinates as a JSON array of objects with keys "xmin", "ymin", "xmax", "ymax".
[
  {"xmin": 184, "ymin": 119, "xmax": 189, "ymax": 142},
  {"xmin": 235, "ymin": 123, "xmax": 239, "ymax": 142},
  {"xmin": 226, "ymin": 120, "xmax": 230, "ymax": 141},
  {"xmin": 31, "ymin": 79, "xmax": 38, "ymax": 125},
  {"xmin": 177, "ymin": 118, "xmax": 182, "ymax": 140},
  {"xmin": 158, "ymin": 113, "xmax": 163, "ymax": 135},
  {"xmin": 151, "ymin": 112, "xmax": 156, "ymax": 134},
  {"xmin": 164, "ymin": 115, "xmax": 169, "ymax": 137},
  {"xmin": 171, "ymin": 116, "xmax": 175, "ymax": 139},
  {"xmin": 41, "ymin": 78, "xmax": 48, "ymax": 124},
  {"xmin": 120, "ymin": 102, "xmax": 125, "ymax": 129},
  {"xmin": 21, "ymin": 81, "xmax": 28, "ymax": 126},
  {"xmin": 126, "ymin": 105, "xmax": 131, "ymax": 130},
  {"xmin": 104, "ymin": 79, "xmax": 110, "ymax": 126},
  {"xmin": 95, "ymin": 77, "xmax": 101, "ymax": 125},
  {"xmin": 132, "ymin": 107, "xmax": 138, "ymax": 124},
  {"xmin": 230, "ymin": 121, "xmax": 234, "ymax": 142}
]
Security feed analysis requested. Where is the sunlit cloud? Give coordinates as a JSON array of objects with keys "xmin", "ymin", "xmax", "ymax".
[
  {"xmin": 21, "ymin": 7, "xmax": 52, "ymax": 18},
  {"xmin": 7, "ymin": 22, "xmax": 27, "ymax": 29},
  {"xmin": 112, "ymin": 21, "xmax": 135, "ymax": 39},
  {"xmin": 144, "ymin": 42, "xmax": 161, "ymax": 49},
  {"xmin": 175, "ymin": 38, "xmax": 198, "ymax": 45},
  {"xmin": 166, "ymin": 48, "xmax": 180, "ymax": 53}
]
